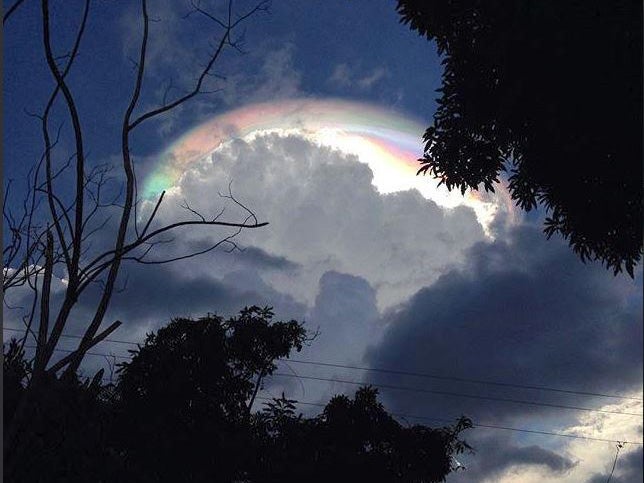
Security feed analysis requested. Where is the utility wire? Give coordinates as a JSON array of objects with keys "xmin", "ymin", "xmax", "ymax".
[
  {"xmin": 10, "ymin": 342, "xmax": 643, "ymax": 445},
  {"xmin": 22, "ymin": 345, "xmax": 131, "ymax": 359},
  {"xmin": 4, "ymin": 326, "xmax": 138, "ymax": 346},
  {"xmin": 606, "ymin": 442, "xmax": 625, "ymax": 483},
  {"xmin": 268, "ymin": 373, "xmax": 643, "ymax": 417},
  {"xmin": 19, "ymin": 344, "xmax": 641, "ymax": 417},
  {"xmin": 284, "ymin": 358, "xmax": 644, "ymax": 402},
  {"xmin": 6, "ymin": 326, "xmax": 642, "ymax": 402},
  {"xmin": 254, "ymin": 396, "xmax": 644, "ymax": 446}
]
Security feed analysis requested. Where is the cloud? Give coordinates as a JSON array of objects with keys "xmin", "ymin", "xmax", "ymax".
[
  {"xmin": 496, "ymin": 444, "xmax": 577, "ymax": 473},
  {"xmin": 151, "ymin": 133, "xmax": 486, "ymax": 310},
  {"xmin": 328, "ymin": 64, "xmax": 352, "ymax": 87},
  {"xmin": 366, "ymin": 224, "xmax": 642, "ymax": 422},
  {"xmin": 7, "ymin": 132, "xmax": 482, "ymax": 379},
  {"xmin": 357, "ymin": 67, "xmax": 388, "ymax": 89},
  {"xmin": 2, "ymin": 254, "xmax": 307, "ymax": 377},
  {"xmin": 329, "ymin": 63, "xmax": 388, "ymax": 90},
  {"xmin": 586, "ymin": 448, "xmax": 643, "ymax": 483},
  {"xmin": 362, "ymin": 223, "xmax": 642, "ymax": 482},
  {"xmin": 9, "ymin": 125, "xmax": 638, "ymax": 482},
  {"xmin": 450, "ymin": 433, "xmax": 577, "ymax": 482},
  {"xmin": 265, "ymin": 270, "xmax": 381, "ymax": 406},
  {"xmin": 234, "ymin": 246, "xmax": 300, "ymax": 271},
  {"xmin": 133, "ymin": 132, "xmax": 488, "ymax": 407},
  {"xmin": 304, "ymin": 270, "xmax": 379, "ymax": 363},
  {"xmin": 182, "ymin": 241, "xmax": 300, "ymax": 271},
  {"xmin": 219, "ymin": 43, "xmax": 302, "ymax": 107},
  {"xmin": 103, "ymin": 263, "xmax": 304, "ymax": 327}
]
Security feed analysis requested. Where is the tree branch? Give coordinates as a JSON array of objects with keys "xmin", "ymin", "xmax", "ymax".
[
  {"xmin": 41, "ymin": 0, "xmax": 91, "ymax": 286},
  {"xmin": 3, "ymin": 0, "xmax": 28, "ymax": 24},
  {"xmin": 33, "ymin": 231, "xmax": 54, "ymax": 377},
  {"xmin": 47, "ymin": 320, "xmax": 122, "ymax": 374}
]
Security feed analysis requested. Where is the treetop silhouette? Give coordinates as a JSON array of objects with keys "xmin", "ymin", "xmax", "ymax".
[
  {"xmin": 4, "ymin": 306, "xmax": 473, "ymax": 482},
  {"xmin": 397, "ymin": 0, "xmax": 642, "ymax": 275}
]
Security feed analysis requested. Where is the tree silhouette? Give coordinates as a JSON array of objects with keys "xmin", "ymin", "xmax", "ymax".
[
  {"xmin": 113, "ymin": 306, "xmax": 309, "ymax": 482},
  {"xmin": 118, "ymin": 311, "xmax": 473, "ymax": 483},
  {"xmin": 3, "ymin": 0, "xmax": 269, "ymax": 458},
  {"xmin": 251, "ymin": 387, "xmax": 472, "ymax": 482},
  {"xmin": 396, "ymin": 0, "xmax": 642, "ymax": 275},
  {"xmin": 3, "ymin": 307, "xmax": 473, "ymax": 482},
  {"xmin": 4, "ymin": 338, "xmax": 123, "ymax": 482}
]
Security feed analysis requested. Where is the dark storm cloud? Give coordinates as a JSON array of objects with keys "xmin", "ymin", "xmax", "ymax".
[
  {"xmin": 366, "ymin": 224, "xmax": 643, "ymax": 422},
  {"xmin": 304, "ymin": 271, "xmax": 379, "ymax": 362},
  {"xmin": 586, "ymin": 448, "xmax": 643, "ymax": 483},
  {"xmin": 227, "ymin": 246, "xmax": 300, "ymax": 271},
  {"xmin": 2, "ymin": 261, "xmax": 307, "ymax": 361},
  {"xmin": 264, "ymin": 270, "xmax": 381, "ymax": 403},
  {"xmin": 494, "ymin": 444, "xmax": 576, "ymax": 473},
  {"xmin": 101, "ymin": 263, "xmax": 307, "ymax": 330},
  {"xmin": 183, "ymin": 240, "xmax": 300, "ymax": 271},
  {"xmin": 76, "ymin": 263, "xmax": 307, "ymax": 376},
  {"xmin": 450, "ymin": 434, "xmax": 577, "ymax": 482}
]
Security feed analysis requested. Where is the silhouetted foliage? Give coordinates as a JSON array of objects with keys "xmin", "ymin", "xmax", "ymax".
[
  {"xmin": 3, "ymin": 339, "xmax": 122, "ymax": 482},
  {"xmin": 114, "ymin": 306, "xmax": 308, "ymax": 482},
  {"xmin": 397, "ymin": 0, "xmax": 643, "ymax": 275},
  {"xmin": 250, "ymin": 387, "xmax": 472, "ymax": 482},
  {"xmin": 4, "ymin": 307, "xmax": 472, "ymax": 482},
  {"xmin": 3, "ymin": 339, "xmax": 31, "ymax": 424}
]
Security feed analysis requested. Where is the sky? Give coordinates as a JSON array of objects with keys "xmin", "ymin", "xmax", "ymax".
[{"xmin": 3, "ymin": 1, "xmax": 643, "ymax": 481}]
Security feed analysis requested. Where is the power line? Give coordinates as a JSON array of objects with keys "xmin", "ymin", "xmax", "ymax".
[
  {"xmin": 22, "ymin": 345, "xmax": 131, "ymax": 360},
  {"xmin": 11, "ymin": 343, "xmax": 643, "ymax": 445},
  {"xmin": 3, "ymin": 327, "xmax": 643, "ymax": 406},
  {"xmin": 20, "ymin": 344, "xmax": 641, "ymax": 417},
  {"xmin": 6, "ymin": 326, "xmax": 641, "ymax": 403},
  {"xmin": 255, "ymin": 396, "xmax": 643, "ymax": 446},
  {"xmin": 3, "ymin": 326, "xmax": 138, "ymax": 346},
  {"xmin": 284, "ymin": 358, "xmax": 644, "ymax": 402},
  {"xmin": 268, "ymin": 373, "xmax": 643, "ymax": 417}
]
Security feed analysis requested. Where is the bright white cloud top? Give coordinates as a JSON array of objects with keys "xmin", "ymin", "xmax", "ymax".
[{"xmin": 144, "ymin": 99, "xmax": 515, "ymax": 234}]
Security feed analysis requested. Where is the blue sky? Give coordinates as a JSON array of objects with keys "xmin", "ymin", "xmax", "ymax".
[
  {"xmin": 3, "ymin": 1, "xmax": 643, "ymax": 482},
  {"xmin": 4, "ymin": 0, "xmax": 441, "ymax": 179}
]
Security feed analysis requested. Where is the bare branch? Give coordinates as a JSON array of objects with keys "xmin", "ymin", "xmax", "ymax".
[
  {"xmin": 41, "ymin": 0, "xmax": 90, "ymax": 288},
  {"xmin": 78, "ymin": 216, "xmax": 267, "ymax": 290},
  {"xmin": 33, "ymin": 231, "xmax": 54, "ymax": 377},
  {"xmin": 231, "ymin": 0, "xmax": 271, "ymax": 29},
  {"xmin": 140, "ymin": 190, "xmax": 166, "ymax": 237},
  {"xmin": 219, "ymin": 180, "xmax": 258, "ymax": 225},
  {"xmin": 35, "ymin": 187, "xmax": 74, "ymax": 239},
  {"xmin": 47, "ymin": 320, "xmax": 122, "ymax": 374},
  {"xmin": 3, "ymin": 0, "xmax": 28, "ymax": 24},
  {"xmin": 132, "ymin": 218, "xmax": 267, "ymax": 246},
  {"xmin": 180, "ymin": 198, "xmax": 206, "ymax": 222},
  {"xmin": 127, "ymin": 29, "xmax": 228, "ymax": 130},
  {"xmin": 62, "ymin": 0, "xmax": 149, "ymax": 376},
  {"xmin": 128, "ymin": 0, "xmax": 270, "ymax": 131},
  {"xmin": 6, "ymin": 0, "xmax": 270, "ymax": 384},
  {"xmin": 186, "ymin": 0, "xmax": 228, "ymax": 29},
  {"xmin": 124, "ymin": 225, "xmax": 243, "ymax": 265}
]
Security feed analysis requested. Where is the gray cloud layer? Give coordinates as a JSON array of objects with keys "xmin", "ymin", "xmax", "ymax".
[
  {"xmin": 586, "ymin": 448, "xmax": 643, "ymax": 483},
  {"xmin": 366, "ymin": 224, "xmax": 642, "ymax": 424},
  {"xmin": 450, "ymin": 433, "xmax": 577, "ymax": 482}
]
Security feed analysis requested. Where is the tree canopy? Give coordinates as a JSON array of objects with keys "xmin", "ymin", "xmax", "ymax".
[
  {"xmin": 250, "ymin": 388, "xmax": 472, "ymax": 482},
  {"xmin": 115, "ymin": 306, "xmax": 309, "ymax": 482},
  {"xmin": 4, "ymin": 306, "xmax": 472, "ymax": 482},
  {"xmin": 397, "ymin": 0, "xmax": 642, "ymax": 275}
]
